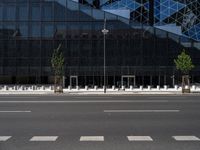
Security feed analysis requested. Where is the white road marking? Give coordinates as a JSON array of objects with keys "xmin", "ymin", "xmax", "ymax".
[
  {"xmin": 0, "ymin": 97, "xmax": 38, "ymax": 99},
  {"xmin": 80, "ymin": 136, "xmax": 104, "ymax": 141},
  {"xmin": 0, "ymin": 136, "xmax": 12, "ymax": 141},
  {"xmin": 0, "ymin": 100, "xmax": 169, "ymax": 103},
  {"xmin": 173, "ymin": 136, "xmax": 200, "ymax": 141},
  {"xmin": 30, "ymin": 136, "xmax": 58, "ymax": 141},
  {"xmin": 74, "ymin": 97, "xmax": 113, "ymax": 99},
  {"xmin": 0, "ymin": 111, "xmax": 31, "ymax": 113},
  {"xmin": 104, "ymin": 110, "xmax": 180, "ymax": 113},
  {"xmin": 148, "ymin": 96, "xmax": 186, "ymax": 99},
  {"xmin": 127, "ymin": 136, "xmax": 153, "ymax": 141}
]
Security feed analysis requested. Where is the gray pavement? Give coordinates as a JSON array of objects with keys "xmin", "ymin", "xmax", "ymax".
[{"xmin": 0, "ymin": 95, "xmax": 200, "ymax": 150}]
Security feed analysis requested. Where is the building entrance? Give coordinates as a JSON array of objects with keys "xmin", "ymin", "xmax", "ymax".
[
  {"xmin": 70, "ymin": 76, "xmax": 78, "ymax": 88},
  {"xmin": 121, "ymin": 75, "xmax": 136, "ymax": 88}
]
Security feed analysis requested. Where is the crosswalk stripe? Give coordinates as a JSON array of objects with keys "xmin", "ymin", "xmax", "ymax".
[
  {"xmin": 172, "ymin": 136, "xmax": 200, "ymax": 141},
  {"xmin": 127, "ymin": 136, "xmax": 153, "ymax": 141},
  {"xmin": 0, "ymin": 136, "xmax": 12, "ymax": 141},
  {"xmin": 30, "ymin": 136, "xmax": 58, "ymax": 141},
  {"xmin": 80, "ymin": 136, "xmax": 104, "ymax": 141}
]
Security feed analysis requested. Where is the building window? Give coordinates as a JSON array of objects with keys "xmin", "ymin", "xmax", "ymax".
[
  {"xmin": 31, "ymin": 4, "xmax": 41, "ymax": 21},
  {"xmin": 5, "ymin": 5, "xmax": 16, "ymax": 21}
]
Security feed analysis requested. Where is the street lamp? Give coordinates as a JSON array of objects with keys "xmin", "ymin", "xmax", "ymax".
[{"xmin": 102, "ymin": 19, "xmax": 109, "ymax": 93}]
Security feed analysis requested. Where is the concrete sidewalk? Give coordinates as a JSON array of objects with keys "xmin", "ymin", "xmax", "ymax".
[{"xmin": 0, "ymin": 90, "xmax": 186, "ymax": 95}]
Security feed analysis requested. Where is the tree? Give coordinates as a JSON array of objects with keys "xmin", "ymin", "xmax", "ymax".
[
  {"xmin": 174, "ymin": 50, "xmax": 194, "ymax": 93},
  {"xmin": 51, "ymin": 44, "xmax": 65, "ymax": 93}
]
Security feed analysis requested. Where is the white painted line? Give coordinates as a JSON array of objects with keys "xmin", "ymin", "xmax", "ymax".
[
  {"xmin": 0, "ymin": 97, "xmax": 38, "ymax": 99},
  {"xmin": 104, "ymin": 110, "xmax": 180, "ymax": 113},
  {"xmin": 0, "ymin": 111, "xmax": 31, "ymax": 113},
  {"xmin": 0, "ymin": 136, "xmax": 12, "ymax": 141},
  {"xmin": 0, "ymin": 100, "xmax": 169, "ymax": 103},
  {"xmin": 30, "ymin": 136, "xmax": 58, "ymax": 141},
  {"xmin": 80, "ymin": 136, "xmax": 104, "ymax": 141},
  {"xmin": 173, "ymin": 136, "xmax": 200, "ymax": 141},
  {"xmin": 127, "ymin": 136, "xmax": 153, "ymax": 141},
  {"xmin": 148, "ymin": 96, "xmax": 186, "ymax": 99},
  {"xmin": 74, "ymin": 97, "xmax": 112, "ymax": 99}
]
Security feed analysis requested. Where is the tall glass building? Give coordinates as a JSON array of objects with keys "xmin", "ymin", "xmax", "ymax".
[{"xmin": 0, "ymin": 0, "xmax": 200, "ymax": 88}]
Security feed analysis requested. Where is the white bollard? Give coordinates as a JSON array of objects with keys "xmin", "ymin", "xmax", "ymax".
[
  {"xmin": 191, "ymin": 85, "xmax": 196, "ymax": 90},
  {"xmin": 139, "ymin": 85, "xmax": 143, "ymax": 90},
  {"xmin": 42, "ymin": 85, "xmax": 45, "ymax": 90},
  {"xmin": 76, "ymin": 86, "xmax": 79, "ymax": 90},
  {"xmin": 33, "ymin": 85, "xmax": 36, "ymax": 90},
  {"xmin": 130, "ymin": 85, "xmax": 133, "ymax": 90},
  {"xmin": 185, "ymin": 85, "xmax": 189, "ymax": 89},
  {"xmin": 94, "ymin": 85, "xmax": 98, "ymax": 90},
  {"xmin": 68, "ymin": 85, "xmax": 71, "ymax": 90},
  {"xmin": 164, "ymin": 85, "xmax": 168, "ymax": 90},
  {"xmin": 85, "ymin": 86, "xmax": 88, "ymax": 90},
  {"xmin": 147, "ymin": 85, "xmax": 151, "ymax": 90},
  {"xmin": 112, "ymin": 85, "xmax": 115, "ymax": 90},
  {"xmin": 174, "ymin": 85, "xmax": 178, "ymax": 90},
  {"xmin": 4, "ymin": 85, "xmax": 8, "ymax": 90},
  {"xmin": 121, "ymin": 85, "xmax": 125, "ymax": 90},
  {"xmin": 157, "ymin": 85, "xmax": 160, "ymax": 90}
]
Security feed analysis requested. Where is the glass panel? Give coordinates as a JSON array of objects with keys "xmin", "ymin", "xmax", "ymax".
[
  {"xmin": 0, "ymin": 5, "xmax": 3, "ymax": 21},
  {"xmin": 5, "ymin": 5, "xmax": 16, "ymax": 21},
  {"xmin": 66, "ymin": 0, "xmax": 79, "ymax": 21},
  {"xmin": 92, "ymin": 9, "xmax": 104, "ymax": 20},
  {"xmin": 55, "ymin": 23, "xmax": 66, "ymax": 39},
  {"xmin": 19, "ymin": 23, "xmax": 29, "ymax": 37},
  {"xmin": 18, "ymin": 4, "xmax": 28, "ymax": 20},
  {"xmin": 3, "ymin": 23, "xmax": 16, "ymax": 39},
  {"xmin": 54, "ymin": 0, "xmax": 66, "ymax": 21},
  {"xmin": 31, "ymin": 23, "xmax": 41, "ymax": 37},
  {"xmin": 56, "ymin": 0, "xmax": 67, "ymax": 7},
  {"xmin": 31, "ymin": 3, "xmax": 41, "ymax": 21},
  {"xmin": 42, "ymin": 3, "xmax": 53, "ymax": 21},
  {"xmin": 79, "ymin": 5, "xmax": 92, "ymax": 21},
  {"xmin": 42, "ymin": 23, "xmax": 54, "ymax": 38}
]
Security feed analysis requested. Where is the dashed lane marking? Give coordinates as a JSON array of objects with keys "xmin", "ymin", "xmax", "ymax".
[
  {"xmin": 0, "ymin": 136, "xmax": 12, "ymax": 141},
  {"xmin": 172, "ymin": 136, "xmax": 200, "ymax": 141},
  {"xmin": 0, "ymin": 111, "xmax": 31, "ymax": 113},
  {"xmin": 127, "ymin": 136, "xmax": 153, "ymax": 141},
  {"xmin": 104, "ymin": 110, "xmax": 180, "ymax": 113},
  {"xmin": 80, "ymin": 136, "xmax": 104, "ymax": 141},
  {"xmin": 30, "ymin": 136, "xmax": 58, "ymax": 141}
]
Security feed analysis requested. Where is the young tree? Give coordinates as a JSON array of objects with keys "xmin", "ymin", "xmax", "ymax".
[
  {"xmin": 51, "ymin": 44, "xmax": 65, "ymax": 93},
  {"xmin": 174, "ymin": 50, "xmax": 194, "ymax": 93}
]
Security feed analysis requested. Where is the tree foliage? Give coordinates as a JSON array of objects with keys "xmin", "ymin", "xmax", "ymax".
[
  {"xmin": 174, "ymin": 50, "xmax": 194, "ymax": 75},
  {"xmin": 51, "ymin": 44, "xmax": 65, "ymax": 76}
]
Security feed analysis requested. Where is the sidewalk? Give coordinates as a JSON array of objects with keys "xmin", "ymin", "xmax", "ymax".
[
  {"xmin": 0, "ymin": 89, "xmax": 188, "ymax": 95},
  {"xmin": 0, "ymin": 86, "xmax": 199, "ymax": 95}
]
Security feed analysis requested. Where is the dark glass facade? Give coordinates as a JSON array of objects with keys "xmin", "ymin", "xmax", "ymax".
[{"xmin": 0, "ymin": 0, "xmax": 200, "ymax": 87}]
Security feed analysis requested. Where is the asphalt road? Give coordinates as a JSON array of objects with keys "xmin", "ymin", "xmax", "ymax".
[{"xmin": 0, "ymin": 95, "xmax": 200, "ymax": 150}]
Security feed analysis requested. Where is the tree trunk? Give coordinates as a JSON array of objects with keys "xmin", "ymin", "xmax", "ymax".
[
  {"xmin": 182, "ymin": 75, "xmax": 190, "ymax": 93},
  {"xmin": 54, "ymin": 75, "xmax": 63, "ymax": 93}
]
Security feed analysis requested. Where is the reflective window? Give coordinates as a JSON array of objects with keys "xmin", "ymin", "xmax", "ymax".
[
  {"xmin": 0, "ymin": 5, "xmax": 3, "ymax": 20},
  {"xmin": 66, "ymin": 0, "xmax": 79, "ymax": 21},
  {"xmin": 31, "ymin": 23, "xmax": 41, "ymax": 37},
  {"xmin": 18, "ymin": 4, "xmax": 28, "ymax": 20},
  {"xmin": 31, "ymin": 4, "xmax": 40, "ymax": 21},
  {"xmin": 19, "ymin": 23, "xmax": 29, "ymax": 37},
  {"xmin": 56, "ymin": 0, "xmax": 67, "ymax": 6},
  {"xmin": 42, "ymin": 23, "xmax": 54, "ymax": 38},
  {"xmin": 5, "ymin": 5, "xmax": 16, "ymax": 21},
  {"xmin": 54, "ymin": 1, "xmax": 66, "ymax": 21},
  {"xmin": 42, "ymin": 3, "xmax": 53, "ymax": 21}
]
